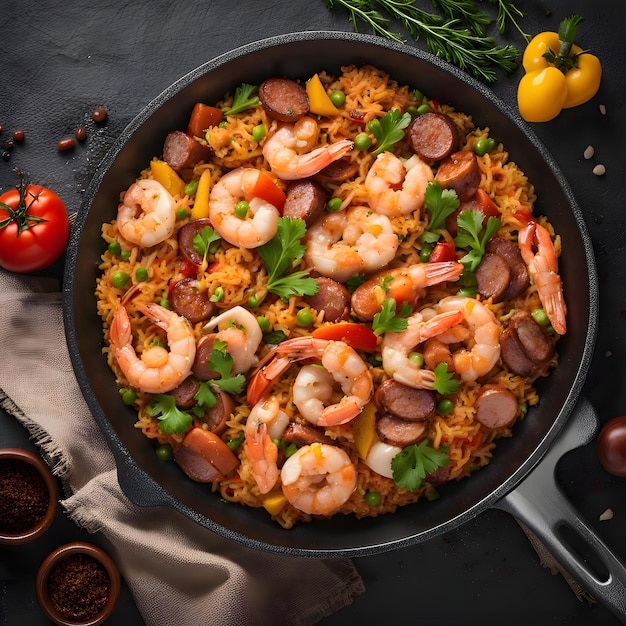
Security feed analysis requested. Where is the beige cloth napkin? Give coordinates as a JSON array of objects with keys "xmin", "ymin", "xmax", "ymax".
[{"xmin": 0, "ymin": 271, "xmax": 364, "ymax": 626}]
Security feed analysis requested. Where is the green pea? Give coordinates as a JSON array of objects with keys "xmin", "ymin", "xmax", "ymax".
[
  {"xmin": 120, "ymin": 388, "xmax": 137, "ymax": 406},
  {"xmin": 185, "ymin": 179, "xmax": 199, "ymax": 196},
  {"xmin": 256, "ymin": 316, "xmax": 271, "ymax": 332},
  {"xmin": 159, "ymin": 297, "xmax": 171, "ymax": 310},
  {"xmin": 327, "ymin": 197, "xmax": 343, "ymax": 212},
  {"xmin": 155, "ymin": 443, "xmax": 173, "ymax": 462},
  {"xmin": 416, "ymin": 103, "xmax": 431, "ymax": 115},
  {"xmin": 408, "ymin": 352, "xmax": 424, "ymax": 367},
  {"xmin": 120, "ymin": 250, "xmax": 131, "ymax": 261},
  {"xmin": 437, "ymin": 399, "xmax": 454, "ymax": 415},
  {"xmin": 111, "ymin": 270, "xmax": 130, "ymax": 289},
  {"xmin": 473, "ymin": 137, "xmax": 489, "ymax": 157},
  {"xmin": 407, "ymin": 105, "xmax": 420, "ymax": 119},
  {"xmin": 296, "ymin": 308, "xmax": 314, "ymax": 327},
  {"xmin": 135, "ymin": 267, "xmax": 149, "ymax": 281},
  {"xmin": 108, "ymin": 241, "xmax": 122, "ymax": 256},
  {"xmin": 354, "ymin": 132, "xmax": 372, "ymax": 151},
  {"xmin": 531, "ymin": 308, "xmax": 549, "ymax": 326},
  {"xmin": 176, "ymin": 206, "xmax": 190, "ymax": 220},
  {"xmin": 329, "ymin": 89, "xmax": 346, "ymax": 107},
  {"xmin": 247, "ymin": 293, "xmax": 265, "ymax": 308},
  {"xmin": 366, "ymin": 118, "xmax": 382, "ymax": 135},
  {"xmin": 252, "ymin": 124, "xmax": 266, "ymax": 142},
  {"xmin": 486, "ymin": 137, "xmax": 496, "ymax": 151},
  {"xmin": 210, "ymin": 286, "xmax": 224, "ymax": 302},
  {"xmin": 364, "ymin": 491, "xmax": 382, "ymax": 506},
  {"xmin": 234, "ymin": 200, "xmax": 249, "ymax": 219}
]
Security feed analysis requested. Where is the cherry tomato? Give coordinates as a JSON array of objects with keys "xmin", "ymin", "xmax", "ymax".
[
  {"xmin": 597, "ymin": 415, "xmax": 626, "ymax": 477},
  {"xmin": 0, "ymin": 180, "xmax": 70, "ymax": 273},
  {"xmin": 312, "ymin": 322, "xmax": 378, "ymax": 352}
]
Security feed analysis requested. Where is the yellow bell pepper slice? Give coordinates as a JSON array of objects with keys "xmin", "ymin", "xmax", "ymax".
[
  {"xmin": 149, "ymin": 159, "xmax": 185, "ymax": 197},
  {"xmin": 306, "ymin": 73, "xmax": 340, "ymax": 117},
  {"xmin": 190, "ymin": 169, "xmax": 212, "ymax": 220},
  {"xmin": 261, "ymin": 491, "xmax": 287, "ymax": 516},
  {"xmin": 353, "ymin": 402, "xmax": 377, "ymax": 460},
  {"xmin": 517, "ymin": 66, "xmax": 567, "ymax": 123}
]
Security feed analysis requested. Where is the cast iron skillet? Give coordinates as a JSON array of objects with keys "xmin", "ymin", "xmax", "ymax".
[{"xmin": 62, "ymin": 32, "xmax": 626, "ymax": 619}]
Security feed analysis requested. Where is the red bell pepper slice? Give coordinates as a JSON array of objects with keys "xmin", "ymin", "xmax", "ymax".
[
  {"xmin": 187, "ymin": 103, "xmax": 224, "ymax": 137},
  {"xmin": 475, "ymin": 188, "xmax": 500, "ymax": 220},
  {"xmin": 428, "ymin": 241, "xmax": 457, "ymax": 263},
  {"xmin": 312, "ymin": 323, "xmax": 378, "ymax": 352},
  {"xmin": 252, "ymin": 170, "xmax": 286, "ymax": 213}
]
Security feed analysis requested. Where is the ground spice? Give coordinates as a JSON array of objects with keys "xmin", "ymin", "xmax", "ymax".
[
  {"xmin": 0, "ymin": 458, "xmax": 49, "ymax": 533},
  {"xmin": 47, "ymin": 553, "xmax": 111, "ymax": 621}
]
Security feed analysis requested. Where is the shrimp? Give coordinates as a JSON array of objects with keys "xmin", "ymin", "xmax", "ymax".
[
  {"xmin": 518, "ymin": 221, "xmax": 566, "ymax": 335},
  {"xmin": 292, "ymin": 365, "xmax": 337, "ymax": 426},
  {"xmin": 365, "ymin": 153, "xmax": 434, "ymax": 217},
  {"xmin": 437, "ymin": 296, "xmax": 502, "ymax": 382},
  {"xmin": 244, "ymin": 397, "xmax": 289, "ymax": 494},
  {"xmin": 262, "ymin": 117, "xmax": 354, "ymax": 180},
  {"xmin": 116, "ymin": 179, "xmax": 176, "ymax": 247},
  {"xmin": 304, "ymin": 206, "xmax": 399, "ymax": 282},
  {"xmin": 280, "ymin": 443, "xmax": 357, "ymax": 515},
  {"xmin": 202, "ymin": 306, "xmax": 263, "ymax": 375},
  {"xmin": 247, "ymin": 337, "xmax": 373, "ymax": 426},
  {"xmin": 208, "ymin": 167, "xmax": 280, "ymax": 248},
  {"xmin": 381, "ymin": 309, "xmax": 464, "ymax": 389},
  {"xmin": 109, "ymin": 299, "xmax": 196, "ymax": 394}
]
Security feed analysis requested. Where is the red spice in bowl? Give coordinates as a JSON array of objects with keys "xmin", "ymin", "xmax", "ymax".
[
  {"xmin": 0, "ymin": 448, "xmax": 59, "ymax": 544},
  {"xmin": 36, "ymin": 542, "xmax": 121, "ymax": 626}
]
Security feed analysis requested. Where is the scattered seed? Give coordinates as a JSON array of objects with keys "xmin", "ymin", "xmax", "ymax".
[
  {"xmin": 57, "ymin": 137, "xmax": 76, "ymax": 151},
  {"xmin": 599, "ymin": 104, "xmax": 606, "ymax": 115},
  {"xmin": 599, "ymin": 508, "xmax": 613, "ymax": 521},
  {"xmin": 91, "ymin": 107, "xmax": 107, "ymax": 123},
  {"xmin": 1, "ymin": 151, "xmax": 10, "ymax": 161},
  {"xmin": 75, "ymin": 126, "xmax": 87, "ymax": 141},
  {"xmin": 592, "ymin": 164, "xmax": 606, "ymax": 176},
  {"xmin": 12, "ymin": 129, "xmax": 25, "ymax": 142},
  {"xmin": 583, "ymin": 145, "xmax": 594, "ymax": 160}
]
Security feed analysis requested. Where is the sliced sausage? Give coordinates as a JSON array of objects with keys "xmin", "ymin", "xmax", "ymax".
[
  {"xmin": 178, "ymin": 218, "xmax": 213, "ymax": 265},
  {"xmin": 163, "ymin": 130, "xmax": 212, "ymax": 172},
  {"xmin": 408, "ymin": 112, "xmax": 459, "ymax": 161},
  {"xmin": 174, "ymin": 445, "xmax": 223, "ymax": 483},
  {"xmin": 475, "ymin": 383, "xmax": 519, "ymax": 429},
  {"xmin": 500, "ymin": 326, "xmax": 537, "ymax": 377},
  {"xmin": 376, "ymin": 413, "xmax": 428, "ymax": 448},
  {"xmin": 374, "ymin": 379, "xmax": 436, "ymax": 422},
  {"xmin": 259, "ymin": 77, "xmax": 309, "ymax": 122},
  {"xmin": 282, "ymin": 422, "xmax": 333, "ymax": 447},
  {"xmin": 304, "ymin": 277, "xmax": 351, "ymax": 323},
  {"xmin": 283, "ymin": 180, "xmax": 326, "ymax": 226},
  {"xmin": 192, "ymin": 334, "xmax": 220, "ymax": 381},
  {"xmin": 475, "ymin": 253, "xmax": 511, "ymax": 302},
  {"xmin": 170, "ymin": 376, "xmax": 201, "ymax": 409},
  {"xmin": 423, "ymin": 337, "xmax": 454, "ymax": 372},
  {"xmin": 486, "ymin": 237, "xmax": 530, "ymax": 300},
  {"xmin": 314, "ymin": 158, "xmax": 359, "ymax": 184},
  {"xmin": 435, "ymin": 150, "xmax": 481, "ymax": 202},
  {"xmin": 169, "ymin": 277, "xmax": 216, "ymax": 324},
  {"xmin": 510, "ymin": 310, "xmax": 556, "ymax": 363},
  {"xmin": 426, "ymin": 464, "xmax": 451, "ymax": 486},
  {"xmin": 195, "ymin": 390, "xmax": 234, "ymax": 435}
]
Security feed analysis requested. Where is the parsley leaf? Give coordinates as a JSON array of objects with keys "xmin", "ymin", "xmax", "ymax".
[
  {"xmin": 257, "ymin": 217, "xmax": 319, "ymax": 301},
  {"xmin": 222, "ymin": 83, "xmax": 260, "ymax": 116},
  {"xmin": 454, "ymin": 209, "xmax": 501, "ymax": 272},
  {"xmin": 345, "ymin": 274, "xmax": 366, "ymax": 293},
  {"xmin": 391, "ymin": 440, "xmax": 450, "ymax": 491},
  {"xmin": 372, "ymin": 298, "xmax": 410, "ymax": 336},
  {"xmin": 431, "ymin": 362, "xmax": 459, "ymax": 395},
  {"xmin": 207, "ymin": 339, "xmax": 246, "ymax": 394},
  {"xmin": 193, "ymin": 225, "xmax": 221, "ymax": 270},
  {"xmin": 367, "ymin": 109, "xmax": 411, "ymax": 155},
  {"xmin": 423, "ymin": 181, "xmax": 460, "ymax": 232},
  {"xmin": 148, "ymin": 395, "xmax": 193, "ymax": 435}
]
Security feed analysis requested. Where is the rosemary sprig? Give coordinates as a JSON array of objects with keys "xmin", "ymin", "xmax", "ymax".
[
  {"xmin": 486, "ymin": 0, "xmax": 530, "ymax": 43},
  {"xmin": 431, "ymin": 0, "xmax": 491, "ymax": 36},
  {"xmin": 323, "ymin": 0, "xmax": 519, "ymax": 84}
]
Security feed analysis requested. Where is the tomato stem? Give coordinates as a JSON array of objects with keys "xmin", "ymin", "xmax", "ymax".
[{"xmin": 0, "ymin": 174, "xmax": 48, "ymax": 234}]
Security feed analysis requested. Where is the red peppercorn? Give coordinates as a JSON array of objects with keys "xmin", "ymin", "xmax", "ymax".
[
  {"xmin": 75, "ymin": 126, "xmax": 87, "ymax": 141},
  {"xmin": 12, "ymin": 129, "xmax": 25, "ymax": 142}
]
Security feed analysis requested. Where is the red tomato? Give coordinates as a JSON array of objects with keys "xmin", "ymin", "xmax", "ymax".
[
  {"xmin": 252, "ymin": 170, "xmax": 286, "ymax": 213},
  {"xmin": 429, "ymin": 241, "xmax": 457, "ymax": 263},
  {"xmin": 312, "ymin": 323, "xmax": 378, "ymax": 352},
  {"xmin": 474, "ymin": 188, "xmax": 500, "ymax": 220},
  {"xmin": 597, "ymin": 415, "xmax": 626, "ymax": 477},
  {"xmin": 0, "ymin": 182, "xmax": 70, "ymax": 273}
]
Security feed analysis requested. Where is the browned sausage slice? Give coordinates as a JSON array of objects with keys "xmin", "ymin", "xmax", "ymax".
[
  {"xmin": 500, "ymin": 326, "xmax": 537, "ymax": 377},
  {"xmin": 435, "ymin": 151, "xmax": 481, "ymax": 202},
  {"xmin": 259, "ymin": 77, "xmax": 309, "ymax": 122},
  {"xmin": 426, "ymin": 464, "xmax": 451, "ymax": 486},
  {"xmin": 195, "ymin": 390, "xmax": 234, "ymax": 435},
  {"xmin": 163, "ymin": 130, "xmax": 212, "ymax": 172},
  {"xmin": 174, "ymin": 445, "xmax": 223, "ymax": 483},
  {"xmin": 376, "ymin": 413, "xmax": 427, "ymax": 448},
  {"xmin": 178, "ymin": 218, "xmax": 213, "ymax": 266},
  {"xmin": 486, "ymin": 237, "xmax": 530, "ymax": 300},
  {"xmin": 170, "ymin": 376, "xmax": 200, "ymax": 409},
  {"xmin": 282, "ymin": 422, "xmax": 334, "ymax": 447},
  {"xmin": 422, "ymin": 338, "xmax": 454, "ymax": 372},
  {"xmin": 475, "ymin": 253, "xmax": 511, "ymax": 302},
  {"xmin": 474, "ymin": 383, "xmax": 518, "ymax": 429},
  {"xmin": 408, "ymin": 112, "xmax": 459, "ymax": 161},
  {"xmin": 304, "ymin": 277, "xmax": 351, "ymax": 323},
  {"xmin": 169, "ymin": 277, "xmax": 216, "ymax": 324},
  {"xmin": 510, "ymin": 310, "xmax": 555, "ymax": 363},
  {"xmin": 374, "ymin": 379, "xmax": 436, "ymax": 421},
  {"xmin": 314, "ymin": 158, "xmax": 359, "ymax": 184},
  {"xmin": 283, "ymin": 180, "xmax": 326, "ymax": 226},
  {"xmin": 192, "ymin": 334, "xmax": 220, "ymax": 381}
]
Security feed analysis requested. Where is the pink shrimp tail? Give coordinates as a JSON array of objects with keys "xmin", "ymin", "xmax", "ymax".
[
  {"xmin": 424, "ymin": 261, "xmax": 464, "ymax": 285},
  {"xmin": 245, "ymin": 422, "xmax": 278, "ymax": 494},
  {"xmin": 420, "ymin": 310, "xmax": 464, "ymax": 340},
  {"xmin": 317, "ymin": 398, "xmax": 362, "ymax": 427}
]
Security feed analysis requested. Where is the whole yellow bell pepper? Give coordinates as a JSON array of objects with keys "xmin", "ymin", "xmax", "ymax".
[{"xmin": 517, "ymin": 15, "xmax": 602, "ymax": 122}]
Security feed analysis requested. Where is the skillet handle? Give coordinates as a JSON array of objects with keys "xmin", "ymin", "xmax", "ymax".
[{"xmin": 494, "ymin": 397, "xmax": 626, "ymax": 624}]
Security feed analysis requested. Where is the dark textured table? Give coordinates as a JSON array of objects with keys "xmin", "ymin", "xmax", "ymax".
[{"xmin": 1, "ymin": 1, "xmax": 625, "ymax": 624}]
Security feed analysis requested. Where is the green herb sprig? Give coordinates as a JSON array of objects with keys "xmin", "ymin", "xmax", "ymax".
[
  {"xmin": 391, "ymin": 439, "xmax": 450, "ymax": 491},
  {"xmin": 454, "ymin": 209, "xmax": 501, "ymax": 272},
  {"xmin": 367, "ymin": 109, "xmax": 411, "ymax": 155},
  {"xmin": 222, "ymin": 83, "xmax": 260, "ymax": 116},
  {"xmin": 372, "ymin": 298, "xmax": 411, "ymax": 336}
]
